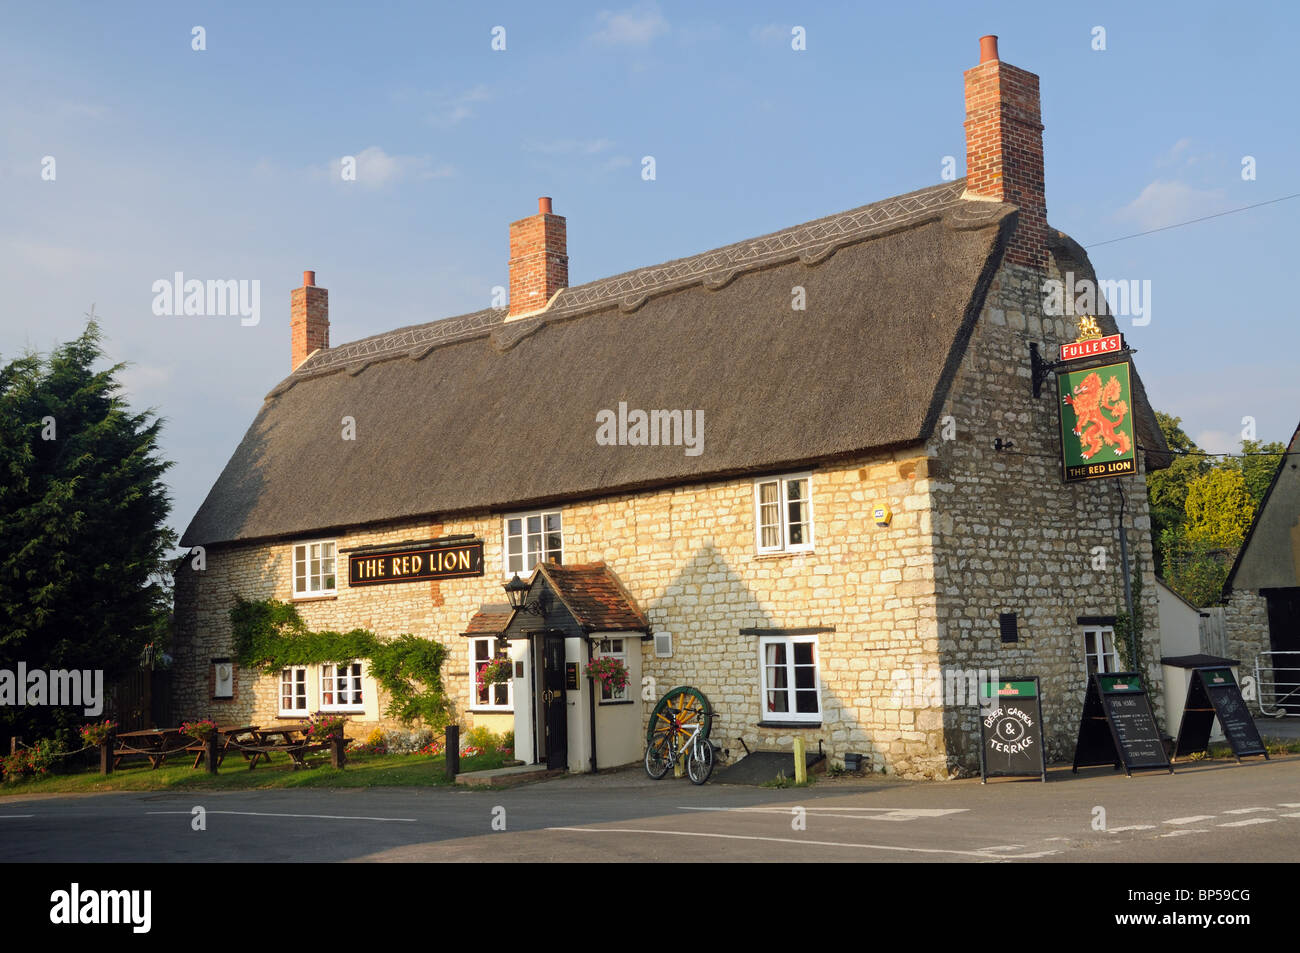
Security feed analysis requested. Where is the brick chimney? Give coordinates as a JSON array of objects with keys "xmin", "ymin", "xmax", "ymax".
[
  {"xmin": 290, "ymin": 270, "xmax": 328, "ymax": 371},
  {"xmin": 964, "ymin": 35, "xmax": 1048, "ymax": 269},
  {"xmin": 508, "ymin": 197, "xmax": 568, "ymax": 318}
]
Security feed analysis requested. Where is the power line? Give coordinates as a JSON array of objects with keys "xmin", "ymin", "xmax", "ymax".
[
  {"xmin": 1085, "ymin": 192, "xmax": 1300, "ymax": 248},
  {"xmin": 1137, "ymin": 444, "xmax": 1294, "ymax": 460}
]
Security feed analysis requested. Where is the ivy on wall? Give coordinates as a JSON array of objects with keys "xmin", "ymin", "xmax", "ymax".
[{"xmin": 229, "ymin": 598, "xmax": 450, "ymax": 728}]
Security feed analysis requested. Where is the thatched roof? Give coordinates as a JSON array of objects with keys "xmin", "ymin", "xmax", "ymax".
[{"xmin": 181, "ymin": 179, "xmax": 1165, "ymax": 548}]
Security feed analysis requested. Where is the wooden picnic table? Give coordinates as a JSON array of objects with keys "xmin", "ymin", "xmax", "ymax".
[
  {"xmin": 242, "ymin": 725, "xmax": 350, "ymax": 771},
  {"xmin": 186, "ymin": 725, "xmax": 260, "ymax": 769},
  {"xmin": 113, "ymin": 728, "xmax": 190, "ymax": 770}
]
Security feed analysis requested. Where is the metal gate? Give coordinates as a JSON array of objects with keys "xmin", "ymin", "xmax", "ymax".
[{"xmin": 1255, "ymin": 651, "xmax": 1300, "ymax": 716}]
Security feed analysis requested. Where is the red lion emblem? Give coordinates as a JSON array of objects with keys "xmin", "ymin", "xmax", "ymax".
[{"xmin": 1064, "ymin": 371, "xmax": 1130, "ymax": 460}]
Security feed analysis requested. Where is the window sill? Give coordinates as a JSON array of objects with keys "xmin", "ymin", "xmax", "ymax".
[
  {"xmin": 319, "ymin": 708, "xmax": 365, "ymax": 715},
  {"xmin": 756, "ymin": 720, "xmax": 823, "ymax": 729},
  {"xmin": 468, "ymin": 708, "xmax": 514, "ymax": 715},
  {"xmin": 598, "ymin": 700, "xmax": 635, "ymax": 706},
  {"xmin": 291, "ymin": 594, "xmax": 338, "ymax": 603},
  {"xmin": 752, "ymin": 550, "xmax": 814, "ymax": 561}
]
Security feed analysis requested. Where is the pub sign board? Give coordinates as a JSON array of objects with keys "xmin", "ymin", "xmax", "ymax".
[
  {"xmin": 348, "ymin": 540, "xmax": 484, "ymax": 586},
  {"xmin": 1072, "ymin": 672, "xmax": 1173, "ymax": 776},
  {"xmin": 1058, "ymin": 360, "xmax": 1138, "ymax": 483},
  {"xmin": 977, "ymin": 677, "xmax": 1047, "ymax": 783},
  {"xmin": 1173, "ymin": 667, "xmax": 1268, "ymax": 763}
]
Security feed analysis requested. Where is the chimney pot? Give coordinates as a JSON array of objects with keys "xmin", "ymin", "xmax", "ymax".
[
  {"xmin": 290, "ymin": 271, "xmax": 329, "ymax": 370},
  {"xmin": 979, "ymin": 35, "xmax": 999, "ymax": 64},
  {"xmin": 508, "ymin": 198, "xmax": 568, "ymax": 317}
]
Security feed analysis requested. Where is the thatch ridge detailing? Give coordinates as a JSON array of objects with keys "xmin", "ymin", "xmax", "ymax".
[{"xmin": 279, "ymin": 180, "xmax": 969, "ymax": 384}]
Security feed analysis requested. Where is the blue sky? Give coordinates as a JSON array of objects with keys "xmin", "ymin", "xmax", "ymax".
[{"xmin": 3, "ymin": 1, "xmax": 1298, "ymax": 543}]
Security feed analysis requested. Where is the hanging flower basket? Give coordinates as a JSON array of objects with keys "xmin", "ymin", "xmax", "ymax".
[
  {"xmin": 585, "ymin": 656, "xmax": 629, "ymax": 692},
  {"xmin": 179, "ymin": 719, "xmax": 218, "ymax": 742},
  {"xmin": 477, "ymin": 657, "xmax": 513, "ymax": 690}
]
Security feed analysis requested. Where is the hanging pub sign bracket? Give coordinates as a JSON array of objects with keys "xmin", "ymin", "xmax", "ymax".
[{"xmin": 1029, "ymin": 316, "xmax": 1135, "ymax": 398}]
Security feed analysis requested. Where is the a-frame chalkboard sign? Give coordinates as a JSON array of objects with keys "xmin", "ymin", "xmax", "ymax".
[
  {"xmin": 978, "ymin": 677, "xmax": 1047, "ymax": 783},
  {"xmin": 1173, "ymin": 667, "xmax": 1269, "ymax": 763},
  {"xmin": 1072, "ymin": 672, "xmax": 1173, "ymax": 777}
]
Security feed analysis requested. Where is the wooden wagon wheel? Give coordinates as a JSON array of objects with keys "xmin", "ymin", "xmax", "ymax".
[{"xmin": 646, "ymin": 685, "xmax": 711, "ymax": 754}]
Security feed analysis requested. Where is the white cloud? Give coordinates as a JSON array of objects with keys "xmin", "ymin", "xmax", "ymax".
[
  {"xmin": 524, "ymin": 138, "xmax": 615, "ymax": 156},
  {"xmin": 324, "ymin": 146, "xmax": 454, "ymax": 188},
  {"xmin": 591, "ymin": 4, "xmax": 669, "ymax": 46},
  {"xmin": 1155, "ymin": 138, "xmax": 1193, "ymax": 168},
  {"xmin": 2, "ymin": 238, "xmax": 108, "ymax": 273},
  {"xmin": 1193, "ymin": 429, "xmax": 1236, "ymax": 456},
  {"xmin": 1114, "ymin": 180, "xmax": 1226, "ymax": 232},
  {"xmin": 423, "ymin": 84, "xmax": 492, "ymax": 127},
  {"xmin": 750, "ymin": 24, "xmax": 789, "ymax": 45},
  {"xmin": 115, "ymin": 362, "xmax": 175, "ymax": 402}
]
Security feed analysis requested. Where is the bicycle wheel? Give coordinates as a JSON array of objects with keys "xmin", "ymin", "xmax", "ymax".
[
  {"xmin": 644, "ymin": 734, "xmax": 673, "ymax": 779},
  {"xmin": 687, "ymin": 738, "xmax": 714, "ymax": 785}
]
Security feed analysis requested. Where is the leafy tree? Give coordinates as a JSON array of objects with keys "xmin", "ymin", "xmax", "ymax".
[
  {"xmin": 1145, "ymin": 413, "xmax": 1209, "ymax": 575},
  {"xmin": 0, "ymin": 323, "xmax": 175, "ymax": 745},
  {"xmin": 1161, "ymin": 464, "xmax": 1255, "ymax": 607},
  {"xmin": 1183, "ymin": 467, "xmax": 1254, "ymax": 547},
  {"xmin": 1238, "ymin": 438, "xmax": 1285, "ymax": 511}
]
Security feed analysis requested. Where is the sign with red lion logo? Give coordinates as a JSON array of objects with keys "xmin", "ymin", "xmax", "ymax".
[{"xmin": 1058, "ymin": 361, "xmax": 1137, "ymax": 482}]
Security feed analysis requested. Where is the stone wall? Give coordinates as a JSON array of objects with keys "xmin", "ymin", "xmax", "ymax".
[
  {"xmin": 172, "ymin": 446, "xmax": 949, "ymax": 776},
  {"xmin": 928, "ymin": 259, "xmax": 1165, "ymax": 773},
  {"xmin": 1223, "ymin": 588, "xmax": 1272, "ymax": 712}
]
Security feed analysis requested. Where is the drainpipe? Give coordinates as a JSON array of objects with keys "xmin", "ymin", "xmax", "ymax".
[{"xmin": 587, "ymin": 636, "xmax": 598, "ymax": 774}]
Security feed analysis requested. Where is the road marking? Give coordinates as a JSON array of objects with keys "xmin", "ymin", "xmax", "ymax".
[
  {"xmin": 1217, "ymin": 818, "xmax": 1276, "ymax": 828},
  {"xmin": 0, "ymin": 815, "xmax": 35, "ymax": 819},
  {"xmin": 1107, "ymin": 825, "xmax": 1156, "ymax": 833},
  {"xmin": 1163, "ymin": 816, "xmax": 1215, "ymax": 825},
  {"xmin": 1280, "ymin": 803, "xmax": 1300, "ymax": 808},
  {"xmin": 1223, "ymin": 807, "xmax": 1273, "ymax": 814},
  {"xmin": 146, "ymin": 811, "xmax": 416, "ymax": 822},
  {"xmin": 1280, "ymin": 812, "xmax": 1300, "ymax": 818},
  {"xmin": 676, "ymin": 806, "xmax": 967, "ymax": 822},
  {"xmin": 547, "ymin": 826, "xmax": 1057, "ymax": 859},
  {"xmin": 1159, "ymin": 829, "xmax": 1208, "ymax": 838}
]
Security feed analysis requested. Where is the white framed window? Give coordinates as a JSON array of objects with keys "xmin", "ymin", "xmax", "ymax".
[
  {"xmin": 595, "ymin": 638, "xmax": 628, "ymax": 703},
  {"xmin": 503, "ymin": 510, "xmax": 563, "ymax": 577},
  {"xmin": 471, "ymin": 638, "xmax": 512, "ymax": 711},
  {"xmin": 279, "ymin": 667, "xmax": 307, "ymax": 716},
  {"xmin": 293, "ymin": 540, "xmax": 337, "ymax": 596},
  {"xmin": 754, "ymin": 474, "xmax": 813, "ymax": 554},
  {"xmin": 320, "ymin": 661, "xmax": 364, "ymax": 711},
  {"xmin": 758, "ymin": 634, "xmax": 821, "ymax": 722},
  {"xmin": 1083, "ymin": 626, "xmax": 1121, "ymax": 675}
]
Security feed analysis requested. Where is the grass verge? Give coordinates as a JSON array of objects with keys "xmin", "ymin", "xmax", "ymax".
[{"xmin": 0, "ymin": 749, "xmax": 511, "ymax": 796}]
